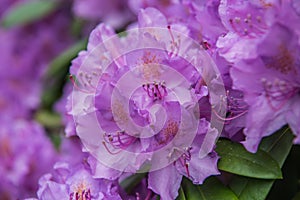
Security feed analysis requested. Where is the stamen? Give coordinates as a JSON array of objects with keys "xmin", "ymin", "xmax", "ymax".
[
  {"xmin": 228, "ymin": 9, "xmax": 268, "ymax": 38},
  {"xmin": 201, "ymin": 41, "xmax": 211, "ymax": 50},
  {"xmin": 70, "ymin": 192, "xmax": 74, "ymax": 200},
  {"xmin": 102, "ymin": 141, "xmax": 122, "ymax": 155},
  {"xmin": 213, "ymin": 90, "xmax": 248, "ymax": 123},
  {"xmin": 85, "ymin": 189, "xmax": 91, "ymax": 200},
  {"xmin": 143, "ymin": 81, "xmax": 167, "ymax": 101},
  {"xmin": 69, "ymin": 75, "xmax": 95, "ymax": 94},
  {"xmin": 69, "ymin": 183, "xmax": 92, "ymax": 200},
  {"xmin": 167, "ymin": 25, "xmax": 175, "ymax": 44},
  {"xmin": 136, "ymin": 192, "xmax": 140, "ymax": 200},
  {"xmin": 102, "ymin": 131, "xmax": 136, "ymax": 154},
  {"xmin": 185, "ymin": 163, "xmax": 190, "ymax": 178},
  {"xmin": 167, "ymin": 25, "xmax": 180, "ymax": 58},
  {"xmin": 176, "ymin": 147, "xmax": 192, "ymax": 178},
  {"xmin": 145, "ymin": 190, "xmax": 152, "ymax": 200},
  {"xmin": 213, "ymin": 109, "xmax": 248, "ymax": 121}
]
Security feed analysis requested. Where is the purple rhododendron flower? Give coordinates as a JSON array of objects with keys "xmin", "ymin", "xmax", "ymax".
[
  {"xmin": 217, "ymin": 0, "xmax": 280, "ymax": 62},
  {"xmin": 0, "ymin": 119, "xmax": 57, "ymax": 199},
  {"xmin": 230, "ymin": 22, "xmax": 300, "ymax": 152},
  {"xmin": 37, "ymin": 136, "xmax": 123, "ymax": 200},
  {"xmin": 216, "ymin": 0, "xmax": 300, "ymax": 152},
  {"xmin": 37, "ymin": 162, "xmax": 123, "ymax": 200},
  {"xmin": 3, "ymin": 0, "xmax": 300, "ymax": 199},
  {"xmin": 68, "ymin": 7, "xmax": 225, "ymax": 200}
]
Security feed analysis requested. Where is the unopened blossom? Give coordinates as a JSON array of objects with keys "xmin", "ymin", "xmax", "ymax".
[
  {"xmin": 68, "ymin": 8, "xmax": 224, "ymax": 200},
  {"xmin": 0, "ymin": 119, "xmax": 57, "ymax": 199}
]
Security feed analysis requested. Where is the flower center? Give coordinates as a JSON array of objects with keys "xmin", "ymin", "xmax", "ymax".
[
  {"xmin": 261, "ymin": 78, "xmax": 300, "ymax": 110},
  {"xmin": 112, "ymin": 99, "xmax": 130, "ymax": 124},
  {"xmin": 263, "ymin": 45, "xmax": 296, "ymax": 74},
  {"xmin": 156, "ymin": 120, "xmax": 179, "ymax": 145},
  {"xmin": 213, "ymin": 90, "xmax": 248, "ymax": 123},
  {"xmin": 226, "ymin": 1, "xmax": 271, "ymax": 39},
  {"xmin": 69, "ymin": 183, "xmax": 91, "ymax": 200},
  {"xmin": 0, "ymin": 137, "xmax": 11, "ymax": 158},
  {"xmin": 138, "ymin": 51, "xmax": 162, "ymax": 81},
  {"xmin": 142, "ymin": 81, "xmax": 168, "ymax": 101},
  {"xmin": 102, "ymin": 131, "xmax": 136, "ymax": 154}
]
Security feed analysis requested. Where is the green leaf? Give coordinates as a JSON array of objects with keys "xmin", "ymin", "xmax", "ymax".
[
  {"xmin": 229, "ymin": 176, "xmax": 273, "ymax": 200},
  {"xmin": 292, "ymin": 191, "xmax": 300, "ymax": 200},
  {"xmin": 176, "ymin": 187, "xmax": 187, "ymax": 200},
  {"xmin": 182, "ymin": 177, "xmax": 238, "ymax": 200},
  {"xmin": 120, "ymin": 173, "xmax": 146, "ymax": 194},
  {"xmin": 216, "ymin": 139, "xmax": 282, "ymax": 179},
  {"xmin": 229, "ymin": 127, "xmax": 294, "ymax": 200},
  {"xmin": 1, "ymin": 0, "xmax": 58, "ymax": 28},
  {"xmin": 41, "ymin": 39, "xmax": 87, "ymax": 109},
  {"xmin": 259, "ymin": 126, "xmax": 294, "ymax": 167},
  {"xmin": 35, "ymin": 110, "xmax": 61, "ymax": 128},
  {"xmin": 47, "ymin": 39, "xmax": 87, "ymax": 78}
]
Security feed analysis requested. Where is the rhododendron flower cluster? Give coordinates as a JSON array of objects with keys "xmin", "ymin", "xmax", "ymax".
[{"xmin": 1, "ymin": 0, "xmax": 300, "ymax": 199}]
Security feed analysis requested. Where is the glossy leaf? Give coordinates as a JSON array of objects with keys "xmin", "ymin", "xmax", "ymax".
[
  {"xmin": 229, "ymin": 176, "xmax": 273, "ymax": 200},
  {"xmin": 1, "ymin": 0, "xmax": 57, "ymax": 28},
  {"xmin": 47, "ymin": 39, "xmax": 87, "ymax": 78},
  {"xmin": 35, "ymin": 110, "xmax": 61, "ymax": 128},
  {"xmin": 292, "ymin": 192, "xmax": 300, "ymax": 200},
  {"xmin": 176, "ymin": 187, "xmax": 187, "ymax": 200},
  {"xmin": 182, "ymin": 177, "xmax": 238, "ymax": 200},
  {"xmin": 229, "ymin": 127, "xmax": 294, "ymax": 200},
  {"xmin": 259, "ymin": 126, "xmax": 294, "ymax": 166},
  {"xmin": 42, "ymin": 39, "xmax": 87, "ymax": 108},
  {"xmin": 120, "ymin": 173, "xmax": 146, "ymax": 194},
  {"xmin": 216, "ymin": 139, "xmax": 282, "ymax": 179}
]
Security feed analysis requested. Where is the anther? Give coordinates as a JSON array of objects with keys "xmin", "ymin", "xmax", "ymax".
[{"xmin": 143, "ymin": 81, "xmax": 168, "ymax": 101}]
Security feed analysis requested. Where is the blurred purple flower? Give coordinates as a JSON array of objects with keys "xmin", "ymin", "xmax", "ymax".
[
  {"xmin": 0, "ymin": 6, "xmax": 73, "ymax": 119},
  {"xmin": 0, "ymin": 119, "xmax": 57, "ymax": 199},
  {"xmin": 73, "ymin": 0, "xmax": 134, "ymax": 29},
  {"xmin": 230, "ymin": 22, "xmax": 300, "ymax": 152}
]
